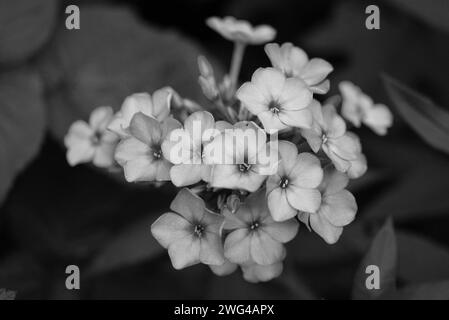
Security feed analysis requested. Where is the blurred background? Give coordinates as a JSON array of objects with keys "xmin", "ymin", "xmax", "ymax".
[{"xmin": 0, "ymin": 0, "xmax": 449, "ymax": 299}]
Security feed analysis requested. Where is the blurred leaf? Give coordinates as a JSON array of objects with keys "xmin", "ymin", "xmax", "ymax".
[
  {"xmin": 39, "ymin": 4, "xmax": 205, "ymax": 141},
  {"xmin": 383, "ymin": 75, "xmax": 449, "ymax": 154},
  {"xmin": 352, "ymin": 218, "xmax": 397, "ymax": 300},
  {"xmin": 395, "ymin": 280, "xmax": 449, "ymax": 300},
  {"xmin": 0, "ymin": 0, "xmax": 57, "ymax": 65},
  {"xmin": 397, "ymin": 232, "xmax": 449, "ymax": 283},
  {"xmin": 362, "ymin": 164, "xmax": 449, "ymax": 222},
  {"xmin": 389, "ymin": 0, "xmax": 449, "ymax": 33},
  {"xmin": 0, "ymin": 288, "xmax": 16, "ymax": 300},
  {"xmin": 0, "ymin": 70, "xmax": 46, "ymax": 204},
  {"xmin": 86, "ymin": 214, "xmax": 164, "ymax": 277}
]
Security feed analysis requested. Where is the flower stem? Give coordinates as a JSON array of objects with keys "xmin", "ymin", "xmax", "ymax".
[{"xmin": 229, "ymin": 42, "xmax": 246, "ymax": 94}]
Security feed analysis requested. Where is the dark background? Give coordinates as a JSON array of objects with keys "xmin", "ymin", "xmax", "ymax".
[{"xmin": 0, "ymin": 0, "xmax": 449, "ymax": 299}]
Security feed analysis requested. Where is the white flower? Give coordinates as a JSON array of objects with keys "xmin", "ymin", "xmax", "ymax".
[
  {"xmin": 236, "ymin": 67, "xmax": 313, "ymax": 132},
  {"xmin": 151, "ymin": 188, "xmax": 225, "ymax": 270},
  {"xmin": 266, "ymin": 141, "xmax": 323, "ymax": 222},
  {"xmin": 301, "ymin": 100, "xmax": 362, "ymax": 173},
  {"xmin": 108, "ymin": 89, "xmax": 172, "ymax": 137},
  {"xmin": 339, "ymin": 81, "xmax": 393, "ymax": 135},
  {"xmin": 65, "ymin": 106, "xmax": 119, "ymax": 168},
  {"xmin": 299, "ymin": 168, "xmax": 357, "ymax": 244},
  {"xmin": 265, "ymin": 43, "xmax": 333, "ymax": 94},
  {"xmin": 114, "ymin": 113, "xmax": 181, "ymax": 182},
  {"xmin": 206, "ymin": 16, "xmax": 276, "ymax": 45}
]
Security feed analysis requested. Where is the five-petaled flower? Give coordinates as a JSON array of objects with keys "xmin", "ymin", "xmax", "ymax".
[
  {"xmin": 65, "ymin": 106, "xmax": 119, "ymax": 168},
  {"xmin": 299, "ymin": 167, "xmax": 357, "ymax": 244},
  {"xmin": 115, "ymin": 113, "xmax": 181, "ymax": 182},
  {"xmin": 223, "ymin": 189, "xmax": 299, "ymax": 265},
  {"xmin": 266, "ymin": 141, "xmax": 323, "ymax": 222},
  {"xmin": 151, "ymin": 188, "xmax": 225, "ymax": 269},
  {"xmin": 237, "ymin": 67, "xmax": 313, "ymax": 132},
  {"xmin": 339, "ymin": 81, "xmax": 393, "ymax": 135},
  {"xmin": 162, "ymin": 111, "xmax": 226, "ymax": 186},
  {"xmin": 265, "ymin": 43, "xmax": 333, "ymax": 94},
  {"xmin": 108, "ymin": 89, "xmax": 172, "ymax": 137},
  {"xmin": 206, "ymin": 16, "xmax": 276, "ymax": 45},
  {"xmin": 204, "ymin": 121, "xmax": 277, "ymax": 192},
  {"xmin": 301, "ymin": 100, "xmax": 362, "ymax": 173}
]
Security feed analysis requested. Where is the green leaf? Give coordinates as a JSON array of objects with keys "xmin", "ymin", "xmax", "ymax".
[
  {"xmin": 39, "ymin": 5, "xmax": 205, "ymax": 142},
  {"xmin": 0, "ymin": 70, "xmax": 46, "ymax": 204},
  {"xmin": 383, "ymin": 75, "xmax": 449, "ymax": 154},
  {"xmin": 395, "ymin": 281, "xmax": 449, "ymax": 300},
  {"xmin": 86, "ymin": 214, "xmax": 164, "ymax": 277},
  {"xmin": 0, "ymin": 0, "xmax": 57, "ymax": 65},
  {"xmin": 352, "ymin": 218, "xmax": 397, "ymax": 300},
  {"xmin": 389, "ymin": 0, "xmax": 449, "ymax": 33}
]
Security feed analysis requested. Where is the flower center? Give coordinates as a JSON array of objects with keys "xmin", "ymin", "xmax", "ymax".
[
  {"xmin": 238, "ymin": 163, "xmax": 252, "ymax": 172},
  {"xmin": 90, "ymin": 131, "xmax": 102, "ymax": 146},
  {"xmin": 250, "ymin": 221, "xmax": 260, "ymax": 231},
  {"xmin": 152, "ymin": 148, "xmax": 162, "ymax": 159},
  {"xmin": 194, "ymin": 224, "xmax": 205, "ymax": 238},
  {"xmin": 279, "ymin": 176, "xmax": 289, "ymax": 189},
  {"xmin": 268, "ymin": 100, "xmax": 281, "ymax": 114},
  {"xmin": 321, "ymin": 133, "xmax": 328, "ymax": 144}
]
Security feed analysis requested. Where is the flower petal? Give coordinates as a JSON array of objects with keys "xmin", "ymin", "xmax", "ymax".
[
  {"xmin": 236, "ymin": 82, "xmax": 268, "ymax": 115},
  {"xmin": 170, "ymin": 188, "xmax": 206, "ymax": 222},
  {"xmin": 286, "ymin": 185, "xmax": 322, "ymax": 213},
  {"xmin": 209, "ymin": 259, "xmax": 238, "ymax": 276},
  {"xmin": 151, "ymin": 88, "xmax": 172, "ymax": 121},
  {"xmin": 129, "ymin": 112, "xmax": 162, "ymax": 145},
  {"xmin": 309, "ymin": 213, "xmax": 343, "ymax": 244},
  {"xmin": 170, "ymin": 164, "xmax": 208, "ymax": 187},
  {"xmin": 279, "ymin": 77, "xmax": 312, "ymax": 111},
  {"xmin": 289, "ymin": 152, "xmax": 323, "ymax": 188},
  {"xmin": 251, "ymin": 67, "xmax": 285, "ymax": 98},
  {"xmin": 300, "ymin": 58, "xmax": 333, "ymax": 86},
  {"xmin": 263, "ymin": 216, "xmax": 299, "ymax": 242},
  {"xmin": 89, "ymin": 106, "xmax": 114, "ymax": 131},
  {"xmin": 200, "ymin": 232, "xmax": 225, "ymax": 266},
  {"xmin": 151, "ymin": 212, "xmax": 192, "ymax": 248},
  {"xmin": 168, "ymin": 235, "xmax": 201, "ymax": 269},
  {"xmin": 267, "ymin": 187, "xmax": 297, "ymax": 222},
  {"xmin": 241, "ymin": 261, "xmax": 283, "ymax": 283},
  {"xmin": 250, "ymin": 231, "xmax": 285, "ymax": 265},
  {"xmin": 322, "ymin": 104, "xmax": 346, "ymax": 138},
  {"xmin": 224, "ymin": 228, "xmax": 251, "ymax": 264},
  {"xmin": 278, "ymin": 108, "xmax": 313, "ymax": 129},
  {"xmin": 321, "ymin": 190, "xmax": 357, "ymax": 227}
]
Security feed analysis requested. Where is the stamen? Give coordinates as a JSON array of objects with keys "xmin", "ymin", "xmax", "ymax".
[
  {"xmin": 268, "ymin": 100, "xmax": 281, "ymax": 114},
  {"xmin": 194, "ymin": 224, "xmax": 205, "ymax": 237},
  {"xmin": 238, "ymin": 163, "xmax": 251, "ymax": 172},
  {"xmin": 322, "ymin": 133, "xmax": 328, "ymax": 144},
  {"xmin": 279, "ymin": 177, "xmax": 289, "ymax": 189},
  {"xmin": 250, "ymin": 221, "xmax": 260, "ymax": 230}
]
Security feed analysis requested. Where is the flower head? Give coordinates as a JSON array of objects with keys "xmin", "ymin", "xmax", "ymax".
[
  {"xmin": 108, "ymin": 89, "xmax": 172, "ymax": 137},
  {"xmin": 265, "ymin": 43, "xmax": 333, "ymax": 94},
  {"xmin": 301, "ymin": 101, "xmax": 362, "ymax": 173},
  {"xmin": 266, "ymin": 141, "xmax": 323, "ymax": 221},
  {"xmin": 162, "ymin": 111, "xmax": 226, "ymax": 186},
  {"xmin": 339, "ymin": 81, "xmax": 393, "ymax": 135},
  {"xmin": 114, "ymin": 113, "xmax": 181, "ymax": 182},
  {"xmin": 65, "ymin": 106, "xmax": 119, "ymax": 168},
  {"xmin": 151, "ymin": 188, "xmax": 225, "ymax": 269},
  {"xmin": 206, "ymin": 16, "xmax": 276, "ymax": 45},
  {"xmin": 223, "ymin": 189, "xmax": 298, "ymax": 265},
  {"xmin": 299, "ymin": 168, "xmax": 357, "ymax": 244},
  {"xmin": 237, "ymin": 67, "xmax": 313, "ymax": 132},
  {"xmin": 204, "ymin": 121, "xmax": 277, "ymax": 192}
]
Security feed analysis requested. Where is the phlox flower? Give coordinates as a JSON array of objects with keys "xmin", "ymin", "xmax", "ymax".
[
  {"xmin": 236, "ymin": 67, "xmax": 313, "ymax": 132},
  {"xmin": 266, "ymin": 141, "xmax": 323, "ymax": 222},
  {"xmin": 206, "ymin": 16, "xmax": 276, "ymax": 45},
  {"xmin": 204, "ymin": 121, "xmax": 277, "ymax": 192},
  {"xmin": 301, "ymin": 100, "xmax": 362, "ymax": 173},
  {"xmin": 299, "ymin": 168, "xmax": 357, "ymax": 244},
  {"xmin": 108, "ymin": 89, "xmax": 172, "ymax": 137},
  {"xmin": 162, "ymin": 111, "xmax": 230, "ymax": 186},
  {"xmin": 223, "ymin": 189, "xmax": 299, "ymax": 265},
  {"xmin": 114, "ymin": 113, "xmax": 181, "ymax": 182},
  {"xmin": 265, "ymin": 43, "xmax": 333, "ymax": 94},
  {"xmin": 339, "ymin": 81, "xmax": 393, "ymax": 135},
  {"xmin": 65, "ymin": 106, "xmax": 119, "ymax": 168},
  {"xmin": 151, "ymin": 188, "xmax": 225, "ymax": 269}
]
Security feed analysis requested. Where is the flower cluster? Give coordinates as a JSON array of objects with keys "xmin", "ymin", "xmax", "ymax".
[{"xmin": 64, "ymin": 17, "xmax": 392, "ymax": 283}]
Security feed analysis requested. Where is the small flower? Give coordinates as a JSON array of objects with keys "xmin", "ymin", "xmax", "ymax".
[
  {"xmin": 162, "ymin": 111, "xmax": 223, "ymax": 186},
  {"xmin": 266, "ymin": 141, "xmax": 323, "ymax": 221},
  {"xmin": 151, "ymin": 188, "xmax": 225, "ymax": 270},
  {"xmin": 223, "ymin": 189, "xmax": 299, "ymax": 265},
  {"xmin": 108, "ymin": 89, "xmax": 172, "ymax": 137},
  {"xmin": 339, "ymin": 81, "xmax": 393, "ymax": 135},
  {"xmin": 206, "ymin": 16, "xmax": 276, "ymax": 45},
  {"xmin": 114, "ymin": 113, "xmax": 181, "ymax": 182},
  {"xmin": 65, "ymin": 106, "xmax": 119, "ymax": 168},
  {"xmin": 204, "ymin": 121, "xmax": 277, "ymax": 192},
  {"xmin": 301, "ymin": 100, "xmax": 362, "ymax": 173},
  {"xmin": 209, "ymin": 259, "xmax": 238, "ymax": 276},
  {"xmin": 265, "ymin": 43, "xmax": 333, "ymax": 94},
  {"xmin": 241, "ymin": 261, "xmax": 284, "ymax": 283},
  {"xmin": 300, "ymin": 168, "xmax": 357, "ymax": 244},
  {"xmin": 236, "ymin": 67, "xmax": 313, "ymax": 132}
]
